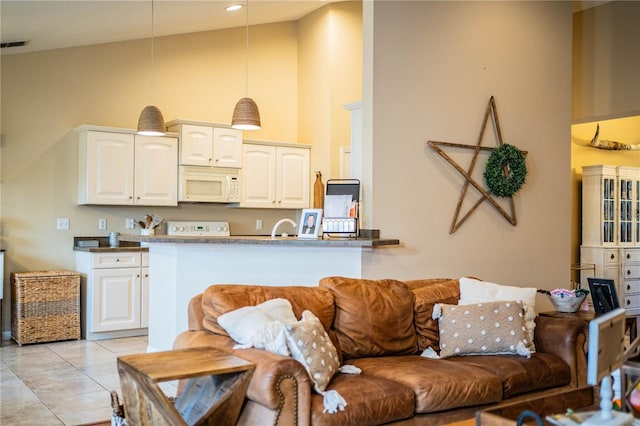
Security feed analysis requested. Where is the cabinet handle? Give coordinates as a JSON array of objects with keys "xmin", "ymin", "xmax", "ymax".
[
  {"xmin": 611, "ymin": 254, "xmax": 616, "ymax": 260},
  {"xmin": 628, "ymin": 270, "xmax": 632, "ymax": 275},
  {"xmin": 145, "ymin": 273, "xmax": 149, "ymax": 278},
  {"xmin": 628, "ymin": 285, "xmax": 632, "ymax": 290},
  {"xmin": 129, "ymin": 196, "xmax": 133, "ymax": 199},
  {"xmin": 628, "ymin": 253, "xmax": 632, "ymax": 259},
  {"xmin": 278, "ymin": 200, "xmax": 282, "ymax": 204},
  {"xmin": 628, "ymin": 300, "xmax": 632, "ymax": 306},
  {"xmin": 116, "ymin": 258, "xmax": 120, "ymax": 262},
  {"xmin": 137, "ymin": 274, "xmax": 140, "ymax": 278}
]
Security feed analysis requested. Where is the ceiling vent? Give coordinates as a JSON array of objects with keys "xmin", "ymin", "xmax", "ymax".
[{"xmin": 1, "ymin": 40, "xmax": 28, "ymax": 49}]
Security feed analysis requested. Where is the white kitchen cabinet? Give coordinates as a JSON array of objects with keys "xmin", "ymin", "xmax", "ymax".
[
  {"xmin": 77, "ymin": 128, "xmax": 178, "ymax": 206},
  {"xmin": 240, "ymin": 143, "xmax": 310, "ymax": 209},
  {"xmin": 76, "ymin": 250, "xmax": 149, "ymax": 340},
  {"xmin": 168, "ymin": 123, "xmax": 243, "ymax": 168},
  {"xmin": 580, "ymin": 165, "xmax": 640, "ymax": 315}
]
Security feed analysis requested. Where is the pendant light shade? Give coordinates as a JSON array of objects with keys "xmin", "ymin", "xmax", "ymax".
[
  {"xmin": 232, "ymin": 97, "xmax": 261, "ymax": 130},
  {"xmin": 137, "ymin": 0, "xmax": 165, "ymax": 136},
  {"xmin": 231, "ymin": 0, "xmax": 260, "ymax": 131},
  {"xmin": 137, "ymin": 105, "xmax": 166, "ymax": 136}
]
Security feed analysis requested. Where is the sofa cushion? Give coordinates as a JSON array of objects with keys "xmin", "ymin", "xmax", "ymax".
[
  {"xmin": 319, "ymin": 276, "xmax": 418, "ymax": 359},
  {"xmin": 446, "ymin": 352, "xmax": 571, "ymax": 398},
  {"xmin": 349, "ymin": 355, "xmax": 503, "ymax": 413},
  {"xmin": 434, "ymin": 301, "xmax": 530, "ymax": 358},
  {"xmin": 284, "ymin": 310, "xmax": 340, "ymax": 392},
  {"xmin": 409, "ymin": 279, "xmax": 460, "ymax": 351},
  {"xmin": 310, "ymin": 373, "xmax": 415, "ymax": 426},
  {"xmin": 459, "ymin": 277, "xmax": 537, "ymax": 352},
  {"xmin": 201, "ymin": 285, "xmax": 335, "ymax": 336}
]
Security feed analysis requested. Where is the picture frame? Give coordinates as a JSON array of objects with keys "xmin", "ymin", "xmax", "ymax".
[
  {"xmin": 298, "ymin": 209, "xmax": 323, "ymax": 239},
  {"xmin": 587, "ymin": 278, "xmax": 620, "ymax": 314}
]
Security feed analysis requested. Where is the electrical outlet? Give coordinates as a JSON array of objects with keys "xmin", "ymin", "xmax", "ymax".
[
  {"xmin": 256, "ymin": 219, "xmax": 263, "ymax": 230},
  {"xmin": 125, "ymin": 218, "xmax": 135, "ymax": 229},
  {"xmin": 98, "ymin": 218, "xmax": 107, "ymax": 230},
  {"xmin": 56, "ymin": 218, "xmax": 70, "ymax": 230}
]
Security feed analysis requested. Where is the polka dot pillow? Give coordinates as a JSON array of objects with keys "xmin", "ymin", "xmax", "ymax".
[
  {"xmin": 433, "ymin": 300, "xmax": 531, "ymax": 358},
  {"xmin": 283, "ymin": 310, "xmax": 340, "ymax": 392}
]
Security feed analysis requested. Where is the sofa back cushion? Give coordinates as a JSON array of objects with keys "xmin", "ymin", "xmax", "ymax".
[
  {"xmin": 201, "ymin": 284, "xmax": 335, "ymax": 337},
  {"xmin": 319, "ymin": 276, "xmax": 418, "ymax": 359},
  {"xmin": 407, "ymin": 279, "xmax": 460, "ymax": 352}
]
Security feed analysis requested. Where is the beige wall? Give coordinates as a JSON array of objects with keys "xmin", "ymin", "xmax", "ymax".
[
  {"xmin": 362, "ymin": 1, "xmax": 573, "ymax": 310},
  {"xmin": 298, "ymin": 1, "xmax": 363, "ymax": 182},
  {"xmin": 572, "ymin": 1, "xmax": 640, "ymax": 123},
  {"xmin": 0, "ymin": 5, "xmax": 363, "ymax": 334}
]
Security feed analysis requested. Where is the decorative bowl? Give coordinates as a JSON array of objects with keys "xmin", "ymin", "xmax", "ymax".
[{"xmin": 548, "ymin": 294, "xmax": 586, "ymax": 313}]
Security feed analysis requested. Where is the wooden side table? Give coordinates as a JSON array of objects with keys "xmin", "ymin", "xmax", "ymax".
[
  {"xmin": 539, "ymin": 310, "xmax": 638, "ymax": 341},
  {"xmin": 117, "ymin": 347, "xmax": 254, "ymax": 426}
]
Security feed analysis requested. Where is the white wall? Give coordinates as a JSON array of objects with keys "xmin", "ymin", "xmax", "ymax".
[{"xmin": 362, "ymin": 1, "xmax": 573, "ymax": 302}]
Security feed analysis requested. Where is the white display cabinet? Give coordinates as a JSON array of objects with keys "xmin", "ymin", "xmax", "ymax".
[{"xmin": 581, "ymin": 165, "xmax": 640, "ymax": 315}]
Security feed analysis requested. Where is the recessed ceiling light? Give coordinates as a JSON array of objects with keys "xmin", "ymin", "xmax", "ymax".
[{"xmin": 226, "ymin": 4, "xmax": 243, "ymax": 12}]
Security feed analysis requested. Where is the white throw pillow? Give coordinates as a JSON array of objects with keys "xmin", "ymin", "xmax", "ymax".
[
  {"xmin": 217, "ymin": 298, "xmax": 298, "ymax": 355},
  {"xmin": 459, "ymin": 277, "xmax": 537, "ymax": 352}
]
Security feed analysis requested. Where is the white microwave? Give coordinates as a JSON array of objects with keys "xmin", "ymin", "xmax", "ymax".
[{"xmin": 178, "ymin": 166, "xmax": 240, "ymax": 203}]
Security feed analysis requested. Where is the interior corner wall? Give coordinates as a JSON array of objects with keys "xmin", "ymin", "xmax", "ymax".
[
  {"xmin": 363, "ymin": 1, "xmax": 573, "ymax": 297},
  {"xmin": 572, "ymin": 1, "xmax": 640, "ymax": 123},
  {"xmin": 297, "ymin": 2, "xmax": 363, "ymax": 182}
]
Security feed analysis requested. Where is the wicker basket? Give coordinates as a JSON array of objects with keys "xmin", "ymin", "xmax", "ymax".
[
  {"xmin": 548, "ymin": 294, "xmax": 586, "ymax": 313},
  {"xmin": 11, "ymin": 270, "xmax": 81, "ymax": 345}
]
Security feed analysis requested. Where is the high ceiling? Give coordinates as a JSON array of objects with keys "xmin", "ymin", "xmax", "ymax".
[{"xmin": 0, "ymin": 0, "xmax": 338, "ymax": 55}]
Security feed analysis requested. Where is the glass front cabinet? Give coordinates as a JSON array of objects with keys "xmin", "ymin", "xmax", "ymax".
[{"xmin": 581, "ymin": 165, "xmax": 640, "ymax": 315}]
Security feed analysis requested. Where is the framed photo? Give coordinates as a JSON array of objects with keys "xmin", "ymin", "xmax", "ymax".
[
  {"xmin": 587, "ymin": 278, "xmax": 620, "ymax": 314},
  {"xmin": 298, "ymin": 209, "xmax": 323, "ymax": 239}
]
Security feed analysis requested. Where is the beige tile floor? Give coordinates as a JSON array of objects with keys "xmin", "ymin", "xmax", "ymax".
[{"xmin": 0, "ymin": 335, "xmax": 176, "ymax": 425}]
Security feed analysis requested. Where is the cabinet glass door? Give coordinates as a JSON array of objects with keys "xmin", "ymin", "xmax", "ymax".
[
  {"xmin": 604, "ymin": 177, "xmax": 615, "ymax": 243},
  {"xmin": 620, "ymin": 178, "xmax": 633, "ymax": 243},
  {"xmin": 636, "ymin": 180, "xmax": 640, "ymax": 243}
]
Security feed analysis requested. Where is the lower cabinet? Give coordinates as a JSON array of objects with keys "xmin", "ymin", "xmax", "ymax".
[
  {"xmin": 581, "ymin": 246, "xmax": 640, "ymax": 315},
  {"xmin": 76, "ymin": 250, "xmax": 149, "ymax": 340}
]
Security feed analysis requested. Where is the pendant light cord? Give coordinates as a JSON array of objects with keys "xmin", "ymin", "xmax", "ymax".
[
  {"xmin": 150, "ymin": 0, "xmax": 155, "ymax": 104},
  {"xmin": 244, "ymin": 0, "xmax": 249, "ymax": 97}
]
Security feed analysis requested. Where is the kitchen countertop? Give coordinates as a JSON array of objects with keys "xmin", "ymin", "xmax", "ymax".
[
  {"xmin": 72, "ymin": 236, "xmax": 148, "ymax": 252},
  {"xmin": 118, "ymin": 234, "xmax": 399, "ymax": 248}
]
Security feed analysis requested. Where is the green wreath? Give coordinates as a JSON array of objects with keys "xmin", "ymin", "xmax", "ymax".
[{"xmin": 483, "ymin": 144, "xmax": 527, "ymax": 198}]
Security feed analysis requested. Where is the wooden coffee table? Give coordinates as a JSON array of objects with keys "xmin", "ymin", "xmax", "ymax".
[
  {"xmin": 117, "ymin": 347, "xmax": 254, "ymax": 426},
  {"xmin": 445, "ymin": 386, "xmax": 597, "ymax": 426}
]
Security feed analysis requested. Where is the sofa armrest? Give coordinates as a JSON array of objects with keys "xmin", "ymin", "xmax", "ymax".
[
  {"xmin": 534, "ymin": 316, "xmax": 588, "ymax": 387},
  {"xmin": 174, "ymin": 330, "xmax": 311, "ymax": 426}
]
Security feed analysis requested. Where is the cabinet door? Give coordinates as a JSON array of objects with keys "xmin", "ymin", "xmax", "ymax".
[
  {"xmin": 213, "ymin": 128, "xmax": 243, "ymax": 168},
  {"xmin": 134, "ymin": 135, "xmax": 178, "ymax": 206},
  {"xmin": 180, "ymin": 124, "xmax": 214, "ymax": 166},
  {"xmin": 91, "ymin": 268, "xmax": 141, "ymax": 332},
  {"xmin": 80, "ymin": 131, "xmax": 134, "ymax": 205},
  {"xmin": 241, "ymin": 144, "xmax": 277, "ymax": 208},
  {"xmin": 141, "ymin": 267, "xmax": 149, "ymax": 328},
  {"xmin": 276, "ymin": 147, "xmax": 310, "ymax": 209}
]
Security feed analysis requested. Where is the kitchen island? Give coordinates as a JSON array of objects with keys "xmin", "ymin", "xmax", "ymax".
[{"xmin": 119, "ymin": 234, "xmax": 400, "ymax": 351}]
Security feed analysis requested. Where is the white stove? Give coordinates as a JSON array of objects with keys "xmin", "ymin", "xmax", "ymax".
[{"xmin": 167, "ymin": 221, "xmax": 230, "ymax": 237}]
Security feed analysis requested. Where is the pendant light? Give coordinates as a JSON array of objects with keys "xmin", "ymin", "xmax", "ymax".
[
  {"xmin": 231, "ymin": 0, "xmax": 261, "ymax": 130},
  {"xmin": 137, "ymin": 0, "xmax": 165, "ymax": 136}
]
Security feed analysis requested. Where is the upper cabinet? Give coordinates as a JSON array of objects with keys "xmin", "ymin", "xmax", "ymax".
[
  {"xmin": 582, "ymin": 165, "xmax": 640, "ymax": 247},
  {"xmin": 78, "ymin": 128, "xmax": 178, "ymax": 206},
  {"xmin": 167, "ymin": 122, "xmax": 243, "ymax": 168},
  {"xmin": 241, "ymin": 142, "xmax": 310, "ymax": 209}
]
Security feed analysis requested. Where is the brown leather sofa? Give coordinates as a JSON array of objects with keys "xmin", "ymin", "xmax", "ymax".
[{"xmin": 173, "ymin": 277, "xmax": 587, "ymax": 426}]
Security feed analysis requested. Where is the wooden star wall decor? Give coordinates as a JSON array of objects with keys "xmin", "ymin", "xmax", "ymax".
[{"xmin": 428, "ymin": 96, "xmax": 528, "ymax": 234}]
